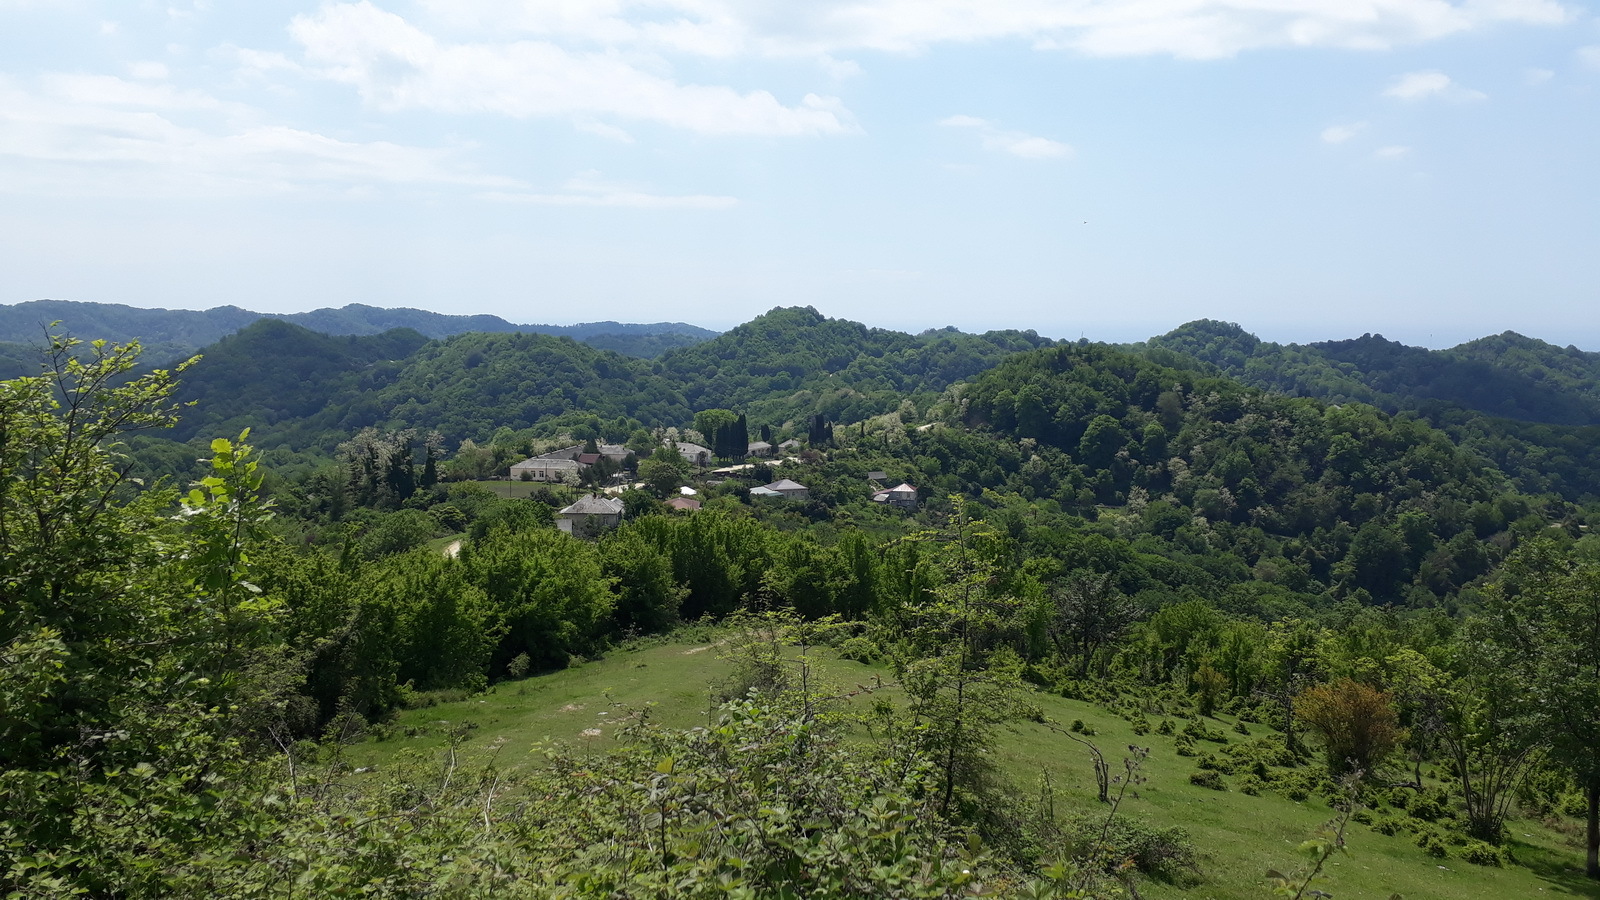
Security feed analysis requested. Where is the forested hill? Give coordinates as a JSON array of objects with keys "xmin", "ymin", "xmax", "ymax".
[
  {"xmin": 164, "ymin": 320, "xmax": 433, "ymax": 443},
  {"xmin": 962, "ymin": 343, "xmax": 1511, "ymax": 606},
  {"xmin": 1141, "ymin": 320, "xmax": 1600, "ymax": 502},
  {"xmin": 1144, "ymin": 319, "xmax": 1600, "ymax": 426},
  {"xmin": 653, "ymin": 306, "xmax": 1056, "ymax": 425},
  {"xmin": 160, "ymin": 306, "xmax": 1056, "ymax": 453},
  {"xmin": 0, "ymin": 299, "xmax": 717, "ymax": 368}
]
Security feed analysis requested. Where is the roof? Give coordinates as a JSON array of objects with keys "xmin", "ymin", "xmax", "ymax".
[
  {"xmin": 665, "ymin": 497, "xmax": 702, "ymax": 511},
  {"xmin": 558, "ymin": 495, "xmax": 625, "ymax": 516},
  {"xmin": 778, "ymin": 439, "xmax": 800, "ymax": 447},
  {"xmin": 748, "ymin": 486, "xmax": 782, "ymax": 497},
  {"xmin": 512, "ymin": 457, "xmax": 580, "ymax": 469},
  {"xmin": 674, "ymin": 441, "xmax": 712, "ymax": 456},
  {"xmin": 866, "ymin": 471, "xmax": 888, "ymax": 481},
  {"xmin": 888, "ymin": 483, "xmax": 916, "ymax": 493},
  {"xmin": 763, "ymin": 479, "xmax": 807, "ymax": 491},
  {"xmin": 678, "ymin": 486, "xmax": 698, "ymax": 496},
  {"xmin": 576, "ymin": 453, "xmax": 601, "ymax": 465},
  {"xmin": 747, "ymin": 441, "xmax": 772, "ymax": 451}
]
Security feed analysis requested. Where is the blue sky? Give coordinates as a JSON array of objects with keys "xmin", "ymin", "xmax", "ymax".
[{"xmin": 1, "ymin": 0, "xmax": 1596, "ymax": 348}]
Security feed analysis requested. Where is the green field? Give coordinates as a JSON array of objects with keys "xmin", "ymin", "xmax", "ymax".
[{"xmin": 355, "ymin": 634, "xmax": 1599, "ymax": 900}]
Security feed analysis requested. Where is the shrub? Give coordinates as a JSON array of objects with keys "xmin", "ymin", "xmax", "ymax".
[
  {"xmin": 1237, "ymin": 775, "xmax": 1263, "ymax": 796},
  {"xmin": 1416, "ymin": 830, "xmax": 1450, "ymax": 858},
  {"xmin": 1461, "ymin": 841, "xmax": 1505, "ymax": 867},
  {"xmin": 1372, "ymin": 817, "xmax": 1404, "ymax": 836},
  {"xmin": 1156, "ymin": 719, "xmax": 1175, "ymax": 736},
  {"xmin": 1295, "ymin": 679, "xmax": 1404, "ymax": 777},
  {"xmin": 1189, "ymin": 769, "xmax": 1227, "ymax": 791}
]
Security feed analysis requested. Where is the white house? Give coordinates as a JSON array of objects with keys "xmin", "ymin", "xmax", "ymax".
[
  {"xmin": 672, "ymin": 441, "xmax": 713, "ymax": 468},
  {"xmin": 509, "ymin": 456, "xmax": 582, "ymax": 484},
  {"xmin": 746, "ymin": 441, "xmax": 774, "ymax": 457},
  {"xmin": 872, "ymin": 482, "xmax": 918, "ymax": 510},
  {"xmin": 556, "ymin": 494, "xmax": 625, "ymax": 538},
  {"xmin": 757, "ymin": 478, "xmax": 809, "ymax": 500}
]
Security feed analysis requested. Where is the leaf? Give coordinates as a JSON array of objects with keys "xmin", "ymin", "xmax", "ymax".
[{"xmin": 656, "ymin": 756, "xmax": 675, "ymax": 775}]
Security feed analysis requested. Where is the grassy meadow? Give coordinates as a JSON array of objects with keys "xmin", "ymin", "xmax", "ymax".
[{"xmin": 351, "ymin": 633, "xmax": 1599, "ymax": 900}]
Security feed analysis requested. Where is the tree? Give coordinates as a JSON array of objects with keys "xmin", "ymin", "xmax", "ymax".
[
  {"xmin": 638, "ymin": 447, "xmax": 689, "ymax": 499},
  {"xmin": 1295, "ymin": 679, "xmax": 1405, "ymax": 777},
  {"xmin": 885, "ymin": 498, "xmax": 1025, "ymax": 819},
  {"xmin": 0, "ymin": 334, "xmax": 277, "ymax": 893},
  {"xmin": 1479, "ymin": 541, "xmax": 1600, "ymax": 876},
  {"xmin": 1047, "ymin": 571, "xmax": 1137, "ymax": 677}
]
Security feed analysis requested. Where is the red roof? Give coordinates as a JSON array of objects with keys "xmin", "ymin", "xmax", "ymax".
[{"xmin": 576, "ymin": 453, "xmax": 601, "ymax": 465}]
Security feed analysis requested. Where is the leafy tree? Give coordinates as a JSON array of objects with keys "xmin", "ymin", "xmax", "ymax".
[
  {"xmin": 1479, "ymin": 541, "xmax": 1600, "ymax": 876},
  {"xmin": 0, "ymin": 335, "xmax": 277, "ymax": 893},
  {"xmin": 1295, "ymin": 679, "xmax": 1405, "ymax": 777},
  {"xmin": 1047, "ymin": 572, "xmax": 1138, "ymax": 677}
]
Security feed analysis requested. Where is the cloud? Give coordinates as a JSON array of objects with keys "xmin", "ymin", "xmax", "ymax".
[
  {"xmin": 0, "ymin": 74, "xmax": 518, "ymax": 198},
  {"xmin": 478, "ymin": 171, "xmax": 737, "ymax": 209},
  {"xmin": 1383, "ymin": 70, "xmax": 1487, "ymax": 101},
  {"xmin": 818, "ymin": 55, "xmax": 863, "ymax": 80},
  {"xmin": 573, "ymin": 119, "xmax": 635, "ymax": 142},
  {"xmin": 418, "ymin": 0, "xmax": 1572, "ymax": 61},
  {"xmin": 1374, "ymin": 145, "xmax": 1411, "ymax": 159},
  {"xmin": 1321, "ymin": 122, "xmax": 1366, "ymax": 143},
  {"xmin": 1580, "ymin": 45, "xmax": 1600, "ymax": 69},
  {"xmin": 128, "ymin": 61, "xmax": 169, "ymax": 80},
  {"xmin": 940, "ymin": 115, "xmax": 1071, "ymax": 159},
  {"xmin": 1524, "ymin": 67, "xmax": 1554, "ymax": 84},
  {"xmin": 285, "ymin": 2, "xmax": 853, "ymax": 136}
]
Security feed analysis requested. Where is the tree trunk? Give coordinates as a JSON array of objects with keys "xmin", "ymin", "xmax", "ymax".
[{"xmin": 1587, "ymin": 779, "xmax": 1599, "ymax": 879}]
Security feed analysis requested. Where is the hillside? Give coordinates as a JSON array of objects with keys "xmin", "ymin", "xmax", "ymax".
[
  {"xmin": 1141, "ymin": 320, "xmax": 1600, "ymax": 501},
  {"xmin": 0, "ymin": 298, "xmax": 717, "ymax": 361}
]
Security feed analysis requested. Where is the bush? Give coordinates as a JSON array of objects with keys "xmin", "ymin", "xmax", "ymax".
[
  {"xmin": 1237, "ymin": 775, "xmax": 1263, "ymax": 796},
  {"xmin": 1174, "ymin": 734, "xmax": 1199, "ymax": 757},
  {"xmin": 1189, "ymin": 769, "xmax": 1227, "ymax": 791},
  {"xmin": 1295, "ymin": 678, "xmax": 1404, "ymax": 777},
  {"xmin": 1372, "ymin": 816, "xmax": 1404, "ymax": 836},
  {"xmin": 1416, "ymin": 829, "xmax": 1450, "ymax": 858},
  {"xmin": 1461, "ymin": 841, "xmax": 1505, "ymax": 867},
  {"xmin": 1156, "ymin": 719, "xmax": 1175, "ymax": 736}
]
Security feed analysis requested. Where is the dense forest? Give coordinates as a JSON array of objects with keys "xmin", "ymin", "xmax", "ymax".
[{"xmin": 4, "ymin": 310, "xmax": 1600, "ymax": 898}]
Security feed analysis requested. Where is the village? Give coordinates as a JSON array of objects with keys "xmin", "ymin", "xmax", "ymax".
[{"xmin": 505, "ymin": 434, "xmax": 921, "ymax": 538}]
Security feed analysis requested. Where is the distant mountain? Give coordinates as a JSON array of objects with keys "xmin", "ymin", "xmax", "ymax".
[
  {"xmin": 1139, "ymin": 320, "xmax": 1600, "ymax": 501},
  {"xmin": 0, "ymin": 299, "xmax": 718, "ymax": 361},
  {"xmin": 1142, "ymin": 319, "xmax": 1600, "ymax": 427}
]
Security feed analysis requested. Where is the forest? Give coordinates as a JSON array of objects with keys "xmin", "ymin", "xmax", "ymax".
[{"xmin": 4, "ymin": 309, "xmax": 1600, "ymax": 898}]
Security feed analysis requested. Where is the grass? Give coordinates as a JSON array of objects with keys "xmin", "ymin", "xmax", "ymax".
[{"xmin": 352, "ymin": 635, "xmax": 1600, "ymax": 900}]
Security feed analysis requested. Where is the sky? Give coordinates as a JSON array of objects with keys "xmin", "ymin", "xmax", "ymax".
[{"xmin": 1, "ymin": 1, "xmax": 1597, "ymax": 349}]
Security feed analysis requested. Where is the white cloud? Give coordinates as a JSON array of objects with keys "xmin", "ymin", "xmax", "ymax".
[
  {"xmin": 285, "ymin": 2, "xmax": 852, "ymax": 136},
  {"xmin": 479, "ymin": 171, "xmax": 737, "ymax": 209},
  {"xmin": 1374, "ymin": 145, "xmax": 1411, "ymax": 159},
  {"xmin": 573, "ymin": 119, "xmax": 635, "ymax": 142},
  {"xmin": 940, "ymin": 115, "xmax": 1071, "ymax": 159},
  {"xmin": 0, "ymin": 74, "xmax": 518, "ymax": 198},
  {"xmin": 128, "ymin": 61, "xmax": 170, "ymax": 80},
  {"xmin": 1579, "ymin": 45, "xmax": 1600, "ymax": 69},
  {"xmin": 1383, "ymin": 69, "xmax": 1487, "ymax": 101},
  {"xmin": 418, "ymin": 0, "xmax": 1572, "ymax": 61},
  {"xmin": 818, "ymin": 55, "xmax": 863, "ymax": 80},
  {"xmin": 1321, "ymin": 122, "xmax": 1366, "ymax": 143},
  {"xmin": 1524, "ymin": 66, "xmax": 1555, "ymax": 84}
]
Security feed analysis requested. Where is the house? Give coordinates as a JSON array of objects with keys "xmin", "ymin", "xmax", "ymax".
[
  {"xmin": 665, "ymin": 496, "xmax": 702, "ymax": 512},
  {"xmin": 746, "ymin": 441, "xmax": 774, "ymax": 457},
  {"xmin": 556, "ymin": 494, "xmax": 625, "ymax": 538},
  {"xmin": 597, "ymin": 443, "xmax": 631, "ymax": 464},
  {"xmin": 866, "ymin": 471, "xmax": 888, "ymax": 482},
  {"xmin": 672, "ymin": 441, "xmax": 712, "ymax": 468},
  {"xmin": 757, "ymin": 478, "xmax": 809, "ymax": 500},
  {"xmin": 872, "ymin": 482, "xmax": 918, "ymax": 510},
  {"xmin": 509, "ymin": 456, "xmax": 583, "ymax": 484},
  {"xmin": 778, "ymin": 439, "xmax": 801, "ymax": 452}
]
